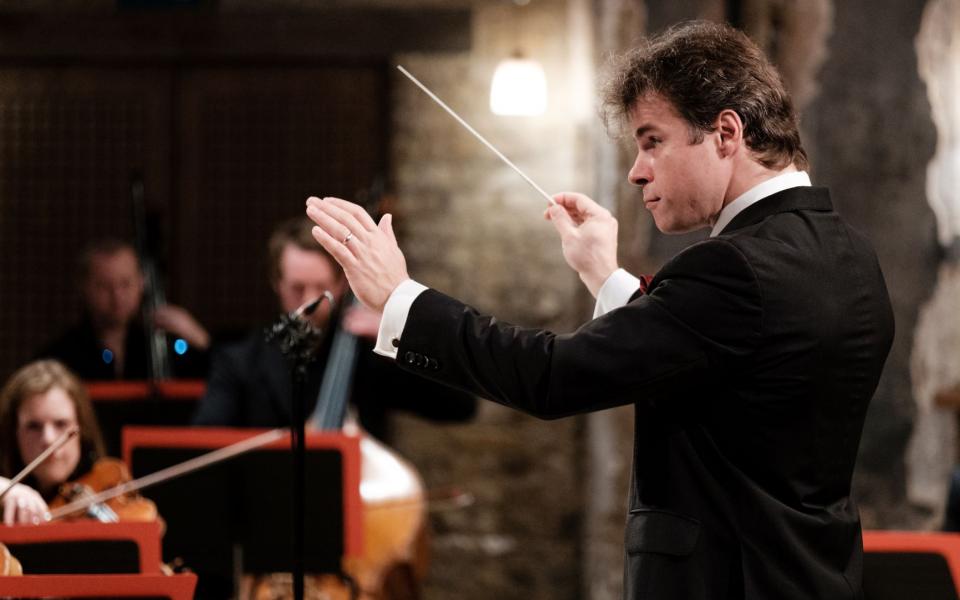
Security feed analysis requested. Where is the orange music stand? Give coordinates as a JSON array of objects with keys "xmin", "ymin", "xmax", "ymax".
[
  {"xmin": 0, "ymin": 573, "xmax": 197, "ymax": 599},
  {"xmin": 0, "ymin": 521, "xmax": 163, "ymax": 574}
]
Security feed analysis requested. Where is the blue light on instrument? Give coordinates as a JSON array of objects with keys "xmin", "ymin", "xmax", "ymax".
[
  {"xmin": 102, "ymin": 349, "xmax": 114, "ymax": 364},
  {"xmin": 174, "ymin": 339, "xmax": 188, "ymax": 355}
]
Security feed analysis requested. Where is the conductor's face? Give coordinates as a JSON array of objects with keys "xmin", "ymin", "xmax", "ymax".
[
  {"xmin": 82, "ymin": 248, "xmax": 145, "ymax": 330},
  {"xmin": 627, "ymin": 94, "xmax": 731, "ymax": 234},
  {"xmin": 273, "ymin": 243, "xmax": 344, "ymax": 327}
]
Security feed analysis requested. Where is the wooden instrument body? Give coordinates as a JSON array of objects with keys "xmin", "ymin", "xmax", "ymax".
[
  {"xmin": 0, "ymin": 543, "xmax": 22, "ymax": 576},
  {"xmin": 48, "ymin": 458, "xmax": 160, "ymax": 525}
]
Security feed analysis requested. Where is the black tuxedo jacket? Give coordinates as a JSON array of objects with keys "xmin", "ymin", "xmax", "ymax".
[
  {"xmin": 192, "ymin": 328, "xmax": 476, "ymax": 441},
  {"xmin": 393, "ymin": 187, "xmax": 894, "ymax": 600}
]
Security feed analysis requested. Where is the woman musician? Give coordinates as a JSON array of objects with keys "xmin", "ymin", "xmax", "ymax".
[{"xmin": 0, "ymin": 360, "xmax": 106, "ymax": 525}]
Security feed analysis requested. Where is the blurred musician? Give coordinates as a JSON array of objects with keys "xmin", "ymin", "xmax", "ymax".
[
  {"xmin": 37, "ymin": 239, "xmax": 209, "ymax": 380},
  {"xmin": 192, "ymin": 217, "xmax": 476, "ymax": 441},
  {"xmin": 0, "ymin": 360, "xmax": 106, "ymax": 525}
]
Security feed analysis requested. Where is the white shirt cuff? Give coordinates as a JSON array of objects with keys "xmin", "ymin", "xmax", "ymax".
[
  {"xmin": 592, "ymin": 269, "xmax": 641, "ymax": 318},
  {"xmin": 374, "ymin": 279, "xmax": 429, "ymax": 359}
]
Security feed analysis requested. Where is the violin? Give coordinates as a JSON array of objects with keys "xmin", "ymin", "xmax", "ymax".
[{"xmin": 48, "ymin": 458, "xmax": 160, "ymax": 526}]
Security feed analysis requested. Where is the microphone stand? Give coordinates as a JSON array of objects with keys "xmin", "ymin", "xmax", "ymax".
[{"xmin": 265, "ymin": 293, "xmax": 333, "ymax": 600}]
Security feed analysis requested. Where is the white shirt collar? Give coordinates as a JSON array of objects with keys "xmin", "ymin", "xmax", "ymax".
[{"xmin": 709, "ymin": 171, "xmax": 812, "ymax": 237}]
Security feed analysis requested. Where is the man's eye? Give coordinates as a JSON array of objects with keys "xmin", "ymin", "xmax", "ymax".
[{"xmin": 642, "ymin": 137, "xmax": 661, "ymax": 150}]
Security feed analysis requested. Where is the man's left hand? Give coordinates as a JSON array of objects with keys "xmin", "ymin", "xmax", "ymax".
[
  {"xmin": 153, "ymin": 304, "xmax": 211, "ymax": 350},
  {"xmin": 306, "ymin": 197, "xmax": 409, "ymax": 312}
]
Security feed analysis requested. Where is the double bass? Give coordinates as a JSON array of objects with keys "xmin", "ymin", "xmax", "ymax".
[
  {"xmin": 130, "ymin": 172, "xmax": 172, "ymax": 383},
  {"xmin": 311, "ymin": 295, "xmax": 428, "ymax": 599},
  {"xmin": 255, "ymin": 203, "xmax": 429, "ymax": 599}
]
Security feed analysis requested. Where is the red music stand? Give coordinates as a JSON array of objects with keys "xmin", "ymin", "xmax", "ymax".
[
  {"xmin": 86, "ymin": 380, "xmax": 206, "ymax": 402},
  {"xmin": 123, "ymin": 426, "xmax": 362, "ymax": 597},
  {"xmin": 0, "ymin": 573, "xmax": 197, "ymax": 599},
  {"xmin": 0, "ymin": 521, "xmax": 163, "ymax": 574},
  {"xmin": 122, "ymin": 426, "xmax": 362, "ymax": 558},
  {"xmin": 85, "ymin": 380, "xmax": 206, "ymax": 456}
]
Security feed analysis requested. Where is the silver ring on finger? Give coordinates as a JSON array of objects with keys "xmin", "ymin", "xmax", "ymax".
[{"xmin": 343, "ymin": 232, "xmax": 353, "ymax": 244}]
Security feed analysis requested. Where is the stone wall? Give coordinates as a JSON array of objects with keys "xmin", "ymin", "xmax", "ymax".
[
  {"xmin": 802, "ymin": 0, "xmax": 941, "ymax": 528},
  {"xmin": 901, "ymin": 0, "xmax": 960, "ymax": 528},
  {"xmin": 388, "ymin": 1, "xmax": 595, "ymax": 599}
]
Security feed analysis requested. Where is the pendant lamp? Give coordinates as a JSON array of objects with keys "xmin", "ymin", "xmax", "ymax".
[{"xmin": 490, "ymin": 51, "xmax": 548, "ymax": 116}]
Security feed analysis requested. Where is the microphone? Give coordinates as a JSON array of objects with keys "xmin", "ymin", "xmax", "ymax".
[
  {"xmin": 291, "ymin": 291, "xmax": 336, "ymax": 321},
  {"xmin": 266, "ymin": 292, "xmax": 337, "ymax": 368}
]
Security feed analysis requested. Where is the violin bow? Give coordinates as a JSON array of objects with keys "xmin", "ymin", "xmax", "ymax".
[
  {"xmin": 396, "ymin": 65, "xmax": 556, "ymax": 206},
  {"xmin": 0, "ymin": 427, "xmax": 79, "ymax": 503},
  {"xmin": 47, "ymin": 428, "xmax": 288, "ymax": 521}
]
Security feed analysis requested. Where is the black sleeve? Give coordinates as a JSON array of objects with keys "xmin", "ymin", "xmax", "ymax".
[
  {"xmin": 395, "ymin": 239, "xmax": 763, "ymax": 419},
  {"xmin": 191, "ymin": 344, "xmax": 245, "ymax": 426},
  {"xmin": 354, "ymin": 347, "xmax": 477, "ymax": 421}
]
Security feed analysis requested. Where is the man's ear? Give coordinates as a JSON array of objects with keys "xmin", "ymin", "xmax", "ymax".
[{"xmin": 715, "ymin": 109, "xmax": 744, "ymax": 157}]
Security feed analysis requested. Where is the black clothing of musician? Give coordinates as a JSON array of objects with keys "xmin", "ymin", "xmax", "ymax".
[
  {"xmin": 35, "ymin": 239, "xmax": 210, "ymax": 381},
  {"xmin": 192, "ymin": 325, "xmax": 476, "ymax": 442},
  {"xmin": 191, "ymin": 217, "xmax": 476, "ymax": 441},
  {"xmin": 37, "ymin": 317, "xmax": 208, "ymax": 381}
]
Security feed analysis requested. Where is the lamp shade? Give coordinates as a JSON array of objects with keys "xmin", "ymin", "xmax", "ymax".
[{"xmin": 489, "ymin": 56, "xmax": 547, "ymax": 116}]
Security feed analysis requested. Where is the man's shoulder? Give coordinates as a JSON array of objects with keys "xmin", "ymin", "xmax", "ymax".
[
  {"xmin": 658, "ymin": 237, "xmax": 756, "ymax": 282},
  {"xmin": 212, "ymin": 328, "xmax": 276, "ymax": 365}
]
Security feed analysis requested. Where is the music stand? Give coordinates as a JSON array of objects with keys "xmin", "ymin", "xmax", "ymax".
[
  {"xmin": 123, "ymin": 426, "xmax": 361, "ymax": 598},
  {"xmin": 0, "ymin": 573, "xmax": 197, "ymax": 600},
  {"xmin": 863, "ymin": 530, "xmax": 960, "ymax": 599},
  {"xmin": 87, "ymin": 380, "xmax": 205, "ymax": 456},
  {"xmin": 0, "ymin": 521, "xmax": 163, "ymax": 575}
]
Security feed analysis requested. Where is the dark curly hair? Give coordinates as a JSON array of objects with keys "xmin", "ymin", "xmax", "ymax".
[{"xmin": 601, "ymin": 20, "xmax": 808, "ymax": 171}]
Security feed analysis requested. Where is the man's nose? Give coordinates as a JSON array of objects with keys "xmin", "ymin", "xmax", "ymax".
[{"xmin": 628, "ymin": 154, "xmax": 652, "ymax": 188}]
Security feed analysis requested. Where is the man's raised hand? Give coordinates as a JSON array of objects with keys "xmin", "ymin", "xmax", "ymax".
[
  {"xmin": 545, "ymin": 192, "xmax": 619, "ymax": 297},
  {"xmin": 306, "ymin": 197, "xmax": 409, "ymax": 312}
]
